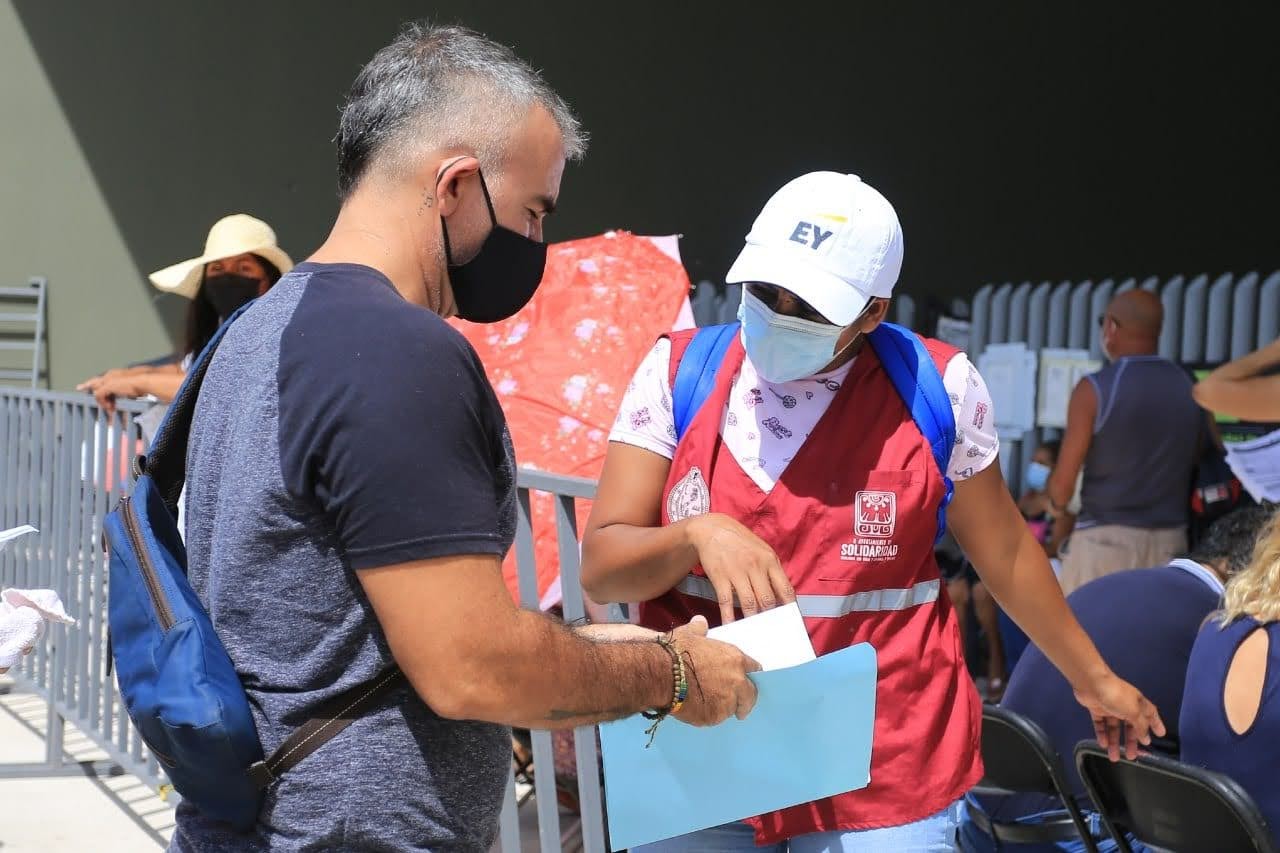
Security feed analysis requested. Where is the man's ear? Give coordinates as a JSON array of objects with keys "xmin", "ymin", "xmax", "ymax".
[{"xmin": 433, "ymin": 155, "xmax": 481, "ymax": 217}]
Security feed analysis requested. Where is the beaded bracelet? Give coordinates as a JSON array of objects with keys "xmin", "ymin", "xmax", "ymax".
[{"xmin": 642, "ymin": 633, "xmax": 688, "ymax": 747}]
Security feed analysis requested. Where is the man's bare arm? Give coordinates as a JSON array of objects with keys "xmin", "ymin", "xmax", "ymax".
[
  {"xmin": 359, "ymin": 554, "xmax": 758, "ymax": 729},
  {"xmin": 1048, "ymin": 380, "xmax": 1096, "ymax": 512}
]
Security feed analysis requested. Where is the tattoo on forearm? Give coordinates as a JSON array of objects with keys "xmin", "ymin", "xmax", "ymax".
[
  {"xmin": 545, "ymin": 707, "xmax": 635, "ymax": 723},
  {"xmin": 683, "ymin": 650, "xmax": 703, "ymax": 704}
]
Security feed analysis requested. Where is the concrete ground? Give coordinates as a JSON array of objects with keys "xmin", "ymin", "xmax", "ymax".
[
  {"xmin": 0, "ymin": 676, "xmax": 172, "ymax": 851},
  {"xmin": 0, "ymin": 675, "xmax": 571, "ymax": 852}
]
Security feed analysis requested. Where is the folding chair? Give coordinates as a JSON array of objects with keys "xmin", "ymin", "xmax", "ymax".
[
  {"xmin": 963, "ymin": 705, "xmax": 1101, "ymax": 852},
  {"xmin": 1075, "ymin": 742, "xmax": 1278, "ymax": 853}
]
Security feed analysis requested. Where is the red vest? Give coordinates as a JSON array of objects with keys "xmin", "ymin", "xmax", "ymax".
[{"xmin": 639, "ymin": 330, "xmax": 983, "ymax": 843}]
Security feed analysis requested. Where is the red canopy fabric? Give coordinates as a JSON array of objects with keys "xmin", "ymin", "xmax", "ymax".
[{"xmin": 450, "ymin": 231, "xmax": 692, "ymax": 603}]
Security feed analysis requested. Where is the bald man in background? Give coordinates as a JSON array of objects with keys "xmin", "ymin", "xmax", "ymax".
[{"xmin": 1049, "ymin": 290, "xmax": 1205, "ymax": 594}]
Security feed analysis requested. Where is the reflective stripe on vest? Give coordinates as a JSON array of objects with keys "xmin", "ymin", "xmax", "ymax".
[{"xmin": 674, "ymin": 575, "xmax": 941, "ymax": 617}]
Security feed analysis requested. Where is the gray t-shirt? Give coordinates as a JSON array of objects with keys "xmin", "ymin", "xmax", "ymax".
[{"xmin": 171, "ymin": 263, "xmax": 516, "ymax": 852}]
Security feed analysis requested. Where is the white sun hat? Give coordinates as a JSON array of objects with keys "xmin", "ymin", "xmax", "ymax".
[
  {"xmin": 725, "ymin": 172, "xmax": 903, "ymax": 326},
  {"xmin": 148, "ymin": 214, "xmax": 294, "ymax": 299}
]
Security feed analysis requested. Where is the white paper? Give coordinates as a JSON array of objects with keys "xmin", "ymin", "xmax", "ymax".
[
  {"xmin": 707, "ymin": 602, "xmax": 816, "ymax": 671},
  {"xmin": 1225, "ymin": 429, "xmax": 1280, "ymax": 503},
  {"xmin": 1036, "ymin": 348, "xmax": 1101, "ymax": 428},
  {"xmin": 978, "ymin": 343, "xmax": 1038, "ymax": 434},
  {"xmin": 645, "ymin": 234, "xmax": 683, "ymax": 265},
  {"xmin": 0, "ymin": 525, "xmax": 37, "ymax": 553}
]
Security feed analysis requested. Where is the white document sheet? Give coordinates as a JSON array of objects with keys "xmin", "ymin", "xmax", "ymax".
[
  {"xmin": 707, "ymin": 602, "xmax": 816, "ymax": 671},
  {"xmin": 1225, "ymin": 429, "xmax": 1280, "ymax": 503}
]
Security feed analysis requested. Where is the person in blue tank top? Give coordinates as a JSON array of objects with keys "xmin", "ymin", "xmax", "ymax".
[
  {"xmin": 1048, "ymin": 290, "xmax": 1205, "ymax": 595},
  {"xmin": 1181, "ymin": 504, "xmax": 1280, "ymax": 841}
]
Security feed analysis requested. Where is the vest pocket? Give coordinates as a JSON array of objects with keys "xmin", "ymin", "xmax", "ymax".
[{"xmin": 820, "ymin": 468, "xmax": 925, "ymax": 584}]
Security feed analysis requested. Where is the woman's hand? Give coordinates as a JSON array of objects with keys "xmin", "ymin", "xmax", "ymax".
[
  {"xmin": 1073, "ymin": 670, "xmax": 1166, "ymax": 761},
  {"xmin": 686, "ymin": 513, "xmax": 796, "ymax": 624},
  {"xmin": 76, "ymin": 372, "xmax": 144, "ymax": 416}
]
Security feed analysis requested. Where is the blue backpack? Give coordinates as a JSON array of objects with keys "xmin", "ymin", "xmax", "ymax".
[
  {"xmin": 105, "ymin": 306, "xmax": 404, "ymax": 829},
  {"xmin": 671, "ymin": 321, "xmax": 956, "ymax": 540}
]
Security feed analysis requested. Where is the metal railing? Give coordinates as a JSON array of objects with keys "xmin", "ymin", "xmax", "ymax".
[
  {"xmin": 0, "ymin": 390, "xmax": 158, "ymax": 789},
  {"xmin": 0, "ymin": 387, "xmax": 615, "ymax": 851},
  {"xmin": 500, "ymin": 468, "xmax": 609, "ymax": 853}
]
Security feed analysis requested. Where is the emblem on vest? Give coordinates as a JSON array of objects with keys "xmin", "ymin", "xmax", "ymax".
[
  {"xmin": 667, "ymin": 467, "xmax": 711, "ymax": 523},
  {"xmin": 842, "ymin": 490, "xmax": 901, "ymax": 562},
  {"xmin": 855, "ymin": 490, "xmax": 896, "ymax": 537}
]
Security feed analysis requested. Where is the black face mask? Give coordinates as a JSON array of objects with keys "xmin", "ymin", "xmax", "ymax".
[
  {"xmin": 440, "ymin": 169, "xmax": 547, "ymax": 324},
  {"xmin": 203, "ymin": 273, "xmax": 262, "ymax": 319}
]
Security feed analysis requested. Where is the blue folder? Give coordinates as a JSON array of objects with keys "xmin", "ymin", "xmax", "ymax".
[{"xmin": 599, "ymin": 643, "xmax": 878, "ymax": 849}]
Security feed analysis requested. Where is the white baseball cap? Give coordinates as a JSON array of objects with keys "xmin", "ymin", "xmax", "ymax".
[{"xmin": 725, "ymin": 171, "xmax": 904, "ymax": 326}]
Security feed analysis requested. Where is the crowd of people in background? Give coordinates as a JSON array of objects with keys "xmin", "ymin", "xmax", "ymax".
[{"xmin": 948, "ymin": 288, "xmax": 1280, "ymax": 849}]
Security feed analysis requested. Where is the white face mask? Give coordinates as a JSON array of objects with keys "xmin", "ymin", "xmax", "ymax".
[{"xmin": 737, "ymin": 291, "xmax": 850, "ymax": 382}]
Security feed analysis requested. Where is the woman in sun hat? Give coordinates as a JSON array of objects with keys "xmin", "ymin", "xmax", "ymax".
[{"xmin": 78, "ymin": 213, "xmax": 293, "ymax": 414}]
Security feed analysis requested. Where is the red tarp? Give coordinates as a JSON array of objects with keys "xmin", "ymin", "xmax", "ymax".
[{"xmin": 451, "ymin": 231, "xmax": 693, "ymax": 602}]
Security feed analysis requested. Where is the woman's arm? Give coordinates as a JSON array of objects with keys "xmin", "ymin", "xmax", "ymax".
[
  {"xmin": 1193, "ymin": 337, "xmax": 1280, "ymax": 422},
  {"xmin": 76, "ymin": 366, "xmax": 187, "ymax": 414},
  {"xmin": 132, "ymin": 369, "xmax": 184, "ymax": 403}
]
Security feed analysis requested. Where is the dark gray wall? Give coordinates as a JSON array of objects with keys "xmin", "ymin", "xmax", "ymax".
[{"xmin": 8, "ymin": 1, "xmax": 1279, "ymax": 385}]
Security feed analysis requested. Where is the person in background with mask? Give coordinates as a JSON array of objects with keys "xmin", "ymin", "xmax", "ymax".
[
  {"xmin": 1047, "ymin": 290, "xmax": 1204, "ymax": 595},
  {"xmin": 77, "ymin": 214, "xmax": 290, "ymax": 415},
  {"xmin": 170, "ymin": 24, "xmax": 758, "ymax": 852},
  {"xmin": 1019, "ymin": 440, "xmax": 1060, "ymax": 541},
  {"xmin": 582, "ymin": 171, "xmax": 1164, "ymax": 852}
]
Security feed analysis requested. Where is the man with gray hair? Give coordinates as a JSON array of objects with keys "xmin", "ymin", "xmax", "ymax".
[{"xmin": 173, "ymin": 23, "xmax": 759, "ymax": 851}]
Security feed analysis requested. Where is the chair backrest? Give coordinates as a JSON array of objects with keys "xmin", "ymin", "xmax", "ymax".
[
  {"xmin": 973, "ymin": 705, "xmax": 1100, "ymax": 853},
  {"xmin": 1075, "ymin": 742, "xmax": 1279, "ymax": 853},
  {"xmin": 976, "ymin": 705, "xmax": 1076, "ymax": 796}
]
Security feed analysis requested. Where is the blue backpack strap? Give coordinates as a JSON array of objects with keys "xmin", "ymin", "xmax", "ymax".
[
  {"xmin": 868, "ymin": 322, "xmax": 957, "ymax": 542},
  {"xmin": 142, "ymin": 301, "xmax": 255, "ymax": 515},
  {"xmin": 672, "ymin": 323, "xmax": 740, "ymax": 441}
]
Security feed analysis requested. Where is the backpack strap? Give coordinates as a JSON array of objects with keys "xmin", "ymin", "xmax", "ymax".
[
  {"xmin": 672, "ymin": 323, "xmax": 739, "ymax": 441},
  {"xmin": 868, "ymin": 322, "xmax": 957, "ymax": 542},
  {"xmin": 248, "ymin": 666, "xmax": 408, "ymax": 789},
  {"xmin": 140, "ymin": 302, "xmax": 255, "ymax": 517}
]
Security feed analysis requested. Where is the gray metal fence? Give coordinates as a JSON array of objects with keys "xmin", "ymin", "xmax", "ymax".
[
  {"xmin": 968, "ymin": 271, "xmax": 1280, "ymax": 491},
  {"xmin": 0, "ymin": 387, "xmax": 614, "ymax": 851},
  {"xmin": 0, "ymin": 390, "xmax": 159, "ymax": 790}
]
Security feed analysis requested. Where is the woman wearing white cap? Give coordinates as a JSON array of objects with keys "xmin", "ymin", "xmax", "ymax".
[
  {"xmin": 582, "ymin": 172, "xmax": 1164, "ymax": 851},
  {"xmin": 78, "ymin": 214, "xmax": 293, "ymax": 414}
]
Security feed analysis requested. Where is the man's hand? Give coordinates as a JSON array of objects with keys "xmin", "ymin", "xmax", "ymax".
[
  {"xmin": 670, "ymin": 615, "xmax": 761, "ymax": 725},
  {"xmin": 686, "ymin": 513, "xmax": 796, "ymax": 624},
  {"xmin": 1073, "ymin": 671, "xmax": 1166, "ymax": 761}
]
